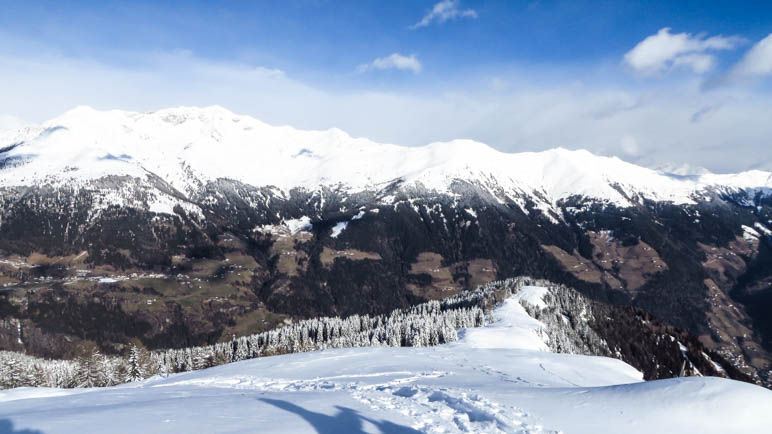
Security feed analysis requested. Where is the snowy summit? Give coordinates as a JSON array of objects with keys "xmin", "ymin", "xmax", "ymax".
[{"xmin": 1, "ymin": 106, "xmax": 770, "ymax": 214}]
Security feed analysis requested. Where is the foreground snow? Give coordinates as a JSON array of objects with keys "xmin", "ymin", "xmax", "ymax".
[{"xmin": 1, "ymin": 297, "xmax": 771, "ymax": 433}]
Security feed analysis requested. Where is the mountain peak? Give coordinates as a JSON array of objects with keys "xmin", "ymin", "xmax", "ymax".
[
  {"xmin": 49, "ymin": 105, "xmax": 102, "ymax": 123},
  {"xmin": 152, "ymin": 105, "xmax": 239, "ymax": 118},
  {"xmin": 1, "ymin": 106, "xmax": 770, "ymax": 209}
]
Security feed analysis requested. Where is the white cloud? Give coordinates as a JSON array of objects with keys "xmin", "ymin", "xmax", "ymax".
[
  {"xmin": 252, "ymin": 66, "xmax": 286, "ymax": 79},
  {"xmin": 671, "ymin": 53, "xmax": 715, "ymax": 74},
  {"xmin": 410, "ymin": 0, "xmax": 477, "ymax": 29},
  {"xmin": 623, "ymin": 27, "xmax": 743, "ymax": 76},
  {"xmin": 730, "ymin": 33, "xmax": 772, "ymax": 80},
  {"xmin": 620, "ymin": 135, "xmax": 640, "ymax": 156},
  {"xmin": 0, "ymin": 114, "xmax": 28, "ymax": 130},
  {"xmin": 356, "ymin": 53, "xmax": 422, "ymax": 74},
  {"xmin": 1, "ymin": 48, "xmax": 771, "ymax": 173}
]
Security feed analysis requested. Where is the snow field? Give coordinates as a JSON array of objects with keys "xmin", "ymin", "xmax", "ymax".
[{"xmin": 1, "ymin": 286, "xmax": 770, "ymax": 433}]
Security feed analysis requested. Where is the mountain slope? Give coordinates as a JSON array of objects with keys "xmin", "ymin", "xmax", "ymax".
[
  {"xmin": 1, "ymin": 289, "xmax": 770, "ymax": 434},
  {"xmin": 2, "ymin": 105, "xmax": 770, "ymax": 210},
  {"xmin": 1, "ymin": 106, "xmax": 771, "ymax": 387}
]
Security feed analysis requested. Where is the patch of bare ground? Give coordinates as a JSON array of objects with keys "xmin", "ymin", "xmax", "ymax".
[
  {"xmin": 699, "ymin": 235, "xmax": 758, "ymax": 290},
  {"xmin": 540, "ymin": 244, "xmax": 623, "ymax": 289},
  {"xmin": 25, "ymin": 251, "xmax": 89, "ymax": 266},
  {"xmin": 588, "ymin": 231, "xmax": 667, "ymax": 291},
  {"xmin": 269, "ymin": 231, "xmax": 312, "ymax": 277},
  {"xmin": 541, "ymin": 230, "xmax": 668, "ymax": 295},
  {"xmin": 702, "ymin": 278, "xmax": 770, "ymax": 374},
  {"xmin": 697, "ymin": 236, "xmax": 769, "ymax": 375},
  {"xmin": 463, "ymin": 258, "xmax": 498, "ymax": 288},
  {"xmin": 406, "ymin": 252, "xmax": 497, "ymax": 299},
  {"xmin": 319, "ymin": 247, "xmax": 381, "ymax": 266}
]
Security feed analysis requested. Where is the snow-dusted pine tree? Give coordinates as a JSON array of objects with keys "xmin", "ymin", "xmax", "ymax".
[
  {"xmin": 125, "ymin": 345, "xmax": 145, "ymax": 382},
  {"xmin": 76, "ymin": 350, "xmax": 103, "ymax": 388}
]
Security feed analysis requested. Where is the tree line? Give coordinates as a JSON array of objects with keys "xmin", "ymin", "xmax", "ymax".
[{"xmin": 2, "ymin": 276, "xmax": 553, "ymax": 389}]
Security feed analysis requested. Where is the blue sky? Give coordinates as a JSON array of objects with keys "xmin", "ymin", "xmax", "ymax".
[{"xmin": 1, "ymin": 0, "xmax": 771, "ymax": 172}]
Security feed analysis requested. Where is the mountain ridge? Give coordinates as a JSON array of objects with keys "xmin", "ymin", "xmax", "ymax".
[
  {"xmin": 1, "ymin": 105, "xmax": 771, "ymax": 387},
  {"xmin": 1, "ymin": 106, "xmax": 770, "ymax": 215}
]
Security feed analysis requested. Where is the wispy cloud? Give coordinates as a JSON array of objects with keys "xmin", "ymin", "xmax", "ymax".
[
  {"xmin": 1, "ymin": 47, "xmax": 772, "ymax": 173},
  {"xmin": 356, "ymin": 53, "xmax": 422, "ymax": 74},
  {"xmin": 0, "ymin": 114, "xmax": 28, "ymax": 130},
  {"xmin": 690, "ymin": 104, "xmax": 719, "ymax": 123},
  {"xmin": 619, "ymin": 134, "xmax": 640, "ymax": 156},
  {"xmin": 410, "ymin": 0, "xmax": 477, "ymax": 29},
  {"xmin": 251, "ymin": 66, "xmax": 286, "ymax": 79},
  {"xmin": 729, "ymin": 33, "xmax": 772, "ymax": 80},
  {"xmin": 623, "ymin": 28, "xmax": 743, "ymax": 76}
]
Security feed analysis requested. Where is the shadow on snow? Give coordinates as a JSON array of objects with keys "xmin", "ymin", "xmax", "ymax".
[{"xmin": 259, "ymin": 398, "xmax": 420, "ymax": 434}]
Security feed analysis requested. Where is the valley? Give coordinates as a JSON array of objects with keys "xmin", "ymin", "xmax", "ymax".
[{"xmin": 0, "ymin": 106, "xmax": 771, "ymax": 387}]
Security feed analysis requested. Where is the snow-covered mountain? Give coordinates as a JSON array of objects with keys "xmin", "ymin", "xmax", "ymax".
[
  {"xmin": 2, "ymin": 106, "xmax": 770, "ymax": 214},
  {"xmin": 2, "ymin": 285, "xmax": 770, "ymax": 434},
  {"xmin": 1, "ymin": 106, "xmax": 771, "ymax": 391}
]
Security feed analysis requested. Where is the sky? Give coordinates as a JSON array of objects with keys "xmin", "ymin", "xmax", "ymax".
[{"xmin": 1, "ymin": 0, "xmax": 771, "ymax": 173}]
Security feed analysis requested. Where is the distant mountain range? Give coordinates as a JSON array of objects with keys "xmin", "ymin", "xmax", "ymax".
[
  {"xmin": 1, "ymin": 106, "xmax": 770, "ymax": 386},
  {"xmin": 2, "ymin": 105, "xmax": 770, "ymax": 211}
]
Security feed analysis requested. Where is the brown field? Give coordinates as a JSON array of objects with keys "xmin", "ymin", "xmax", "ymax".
[
  {"xmin": 406, "ymin": 252, "xmax": 498, "ymax": 299},
  {"xmin": 587, "ymin": 231, "xmax": 667, "ymax": 291},
  {"xmin": 542, "ymin": 231, "xmax": 668, "ymax": 295},
  {"xmin": 270, "ymin": 232, "xmax": 312, "ymax": 276},
  {"xmin": 699, "ymin": 236, "xmax": 758, "ymax": 290},
  {"xmin": 320, "ymin": 247, "xmax": 382, "ymax": 266}
]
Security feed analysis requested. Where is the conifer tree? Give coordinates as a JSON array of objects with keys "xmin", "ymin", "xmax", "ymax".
[
  {"xmin": 76, "ymin": 350, "xmax": 103, "ymax": 388},
  {"xmin": 126, "ymin": 344, "xmax": 145, "ymax": 382}
]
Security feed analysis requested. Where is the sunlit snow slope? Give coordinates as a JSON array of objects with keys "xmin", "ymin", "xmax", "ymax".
[
  {"xmin": 1, "ymin": 290, "xmax": 770, "ymax": 434},
  {"xmin": 1, "ymin": 106, "xmax": 770, "ymax": 210}
]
